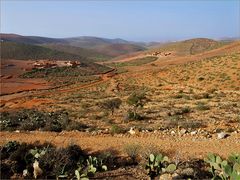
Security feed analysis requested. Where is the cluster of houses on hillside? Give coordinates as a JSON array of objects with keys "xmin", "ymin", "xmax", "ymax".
[
  {"xmin": 32, "ymin": 60, "xmax": 81, "ymax": 69},
  {"xmin": 148, "ymin": 51, "xmax": 172, "ymax": 57}
]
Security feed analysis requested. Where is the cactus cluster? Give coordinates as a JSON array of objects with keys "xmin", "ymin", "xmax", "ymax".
[
  {"xmin": 204, "ymin": 153, "xmax": 240, "ymax": 180},
  {"xmin": 29, "ymin": 147, "xmax": 48, "ymax": 159},
  {"xmin": 75, "ymin": 156, "xmax": 107, "ymax": 180},
  {"xmin": 145, "ymin": 154, "xmax": 176, "ymax": 179}
]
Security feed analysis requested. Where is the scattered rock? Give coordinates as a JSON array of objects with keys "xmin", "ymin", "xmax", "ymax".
[
  {"xmin": 23, "ymin": 169, "xmax": 28, "ymax": 177},
  {"xmin": 180, "ymin": 167, "xmax": 195, "ymax": 177},
  {"xmin": 159, "ymin": 173, "xmax": 172, "ymax": 180},
  {"xmin": 217, "ymin": 132, "xmax": 228, "ymax": 139},
  {"xmin": 103, "ymin": 128, "xmax": 109, "ymax": 134},
  {"xmin": 91, "ymin": 131, "xmax": 98, "ymax": 136},
  {"xmin": 129, "ymin": 127, "xmax": 139, "ymax": 135},
  {"xmin": 206, "ymin": 134, "xmax": 212, "ymax": 139},
  {"xmin": 172, "ymin": 172, "xmax": 179, "ymax": 178},
  {"xmin": 179, "ymin": 129, "xmax": 187, "ymax": 135},
  {"xmin": 190, "ymin": 131, "xmax": 197, "ymax": 136}
]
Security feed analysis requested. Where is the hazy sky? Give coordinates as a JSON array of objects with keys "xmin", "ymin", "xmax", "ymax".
[{"xmin": 1, "ymin": 0, "xmax": 239, "ymax": 42}]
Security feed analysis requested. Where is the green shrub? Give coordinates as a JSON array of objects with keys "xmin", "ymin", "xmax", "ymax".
[
  {"xmin": 123, "ymin": 143, "xmax": 141, "ymax": 164},
  {"xmin": 0, "ymin": 141, "xmax": 20, "ymax": 159},
  {"xmin": 127, "ymin": 91, "xmax": 147, "ymax": 108},
  {"xmin": 127, "ymin": 110, "xmax": 144, "ymax": 120},
  {"xmin": 39, "ymin": 145, "xmax": 87, "ymax": 179},
  {"xmin": 98, "ymin": 98, "xmax": 122, "ymax": 115},
  {"xmin": 0, "ymin": 109, "xmax": 72, "ymax": 132},
  {"xmin": 127, "ymin": 91, "xmax": 147, "ymax": 120},
  {"xmin": 110, "ymin": 125, "xmax": 125, "ymax": 135},
  {"xmin": 196, "ymin": 102, "xmax": 210, "ymax": 111},
  {"xmin": 66, "ymin": 122, "xmax": 89, "ymax": 131},
  {"xmin": 173, "ymin": 106, "xmax": 191, "ymax": 115}
]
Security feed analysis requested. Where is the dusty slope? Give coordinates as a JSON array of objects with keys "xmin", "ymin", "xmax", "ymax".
[
  {"xmin": 1, "ymin": 40, "xmax": 239, "ymax": 166},
  {"xmin": 0, "ymin": 131, "xmax": 239, "ymax": 160}
]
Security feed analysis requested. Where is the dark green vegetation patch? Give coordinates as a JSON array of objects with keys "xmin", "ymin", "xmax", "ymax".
[
  {"xmin": 1, "ymin": 42, "xmax": 87, "ymax": 61},
  {"xmin": 0, "ymin": 109, "xmax": 88, "ymax": 132},
  {"xmin": 21, "ymin": 63, "xmax": 111, "ymax": 85}
]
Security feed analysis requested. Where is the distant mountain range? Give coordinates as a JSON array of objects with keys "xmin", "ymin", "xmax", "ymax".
[
  {"xmin": 1, "ymin": 33, "xmax": 237, "ymax": 62},
  {"xmin": 0, "ymin": 33, "xmax": 147, "ymax": 60}
]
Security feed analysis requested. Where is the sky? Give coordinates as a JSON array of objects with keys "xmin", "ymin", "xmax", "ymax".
[{"xmin": 1, "ymin": 0, "xmax": 239, "ymax": 42}]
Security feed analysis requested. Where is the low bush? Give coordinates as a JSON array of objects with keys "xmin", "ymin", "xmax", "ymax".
[
  {"xmin": 127, "ymin": 110, "xmax": 144, "ymax": 120},
  {"xmin": 98, "ymin": 98, "xmax": 122, "ymax": 115},
  {"xmin": 65, "ymin": 121, "xmax": 89, "ymax": 131},
  {"xmin": 39, "ymin": 145, "xmax": 87, "ymax": 178},
  {"xmin": 0, "ymin": 141, "xmax": 109, "ymax": 179},
  {"xmin": 110, "ymin": 125, "xmax": 125, "ymax": 135},
  {"xmin": 173, "ymin": 93, "xmax": 190, "ymax": 100},
  {"xmin": 193, "ymin": 93, "xmax": 212, "ymax": 99},
  {"xmin": 196, "ymin": 102, "xmax": 210, "ymax": 111},
  {"xmin": 181, "ymin": 120, "xmax": 205, "ymax": 129},
  {"xmin": 123, "ymin": 143, "xmax": 141, "ymax": 164},
  {"xmin": 169, "ymin": 106, "xmax": 191, "ymax": 116},
  {"xmin": 1, "ymin": 141, "xmax": 238, "ymax": 179},
  {"xmin": 126, "ymin": 91, "xmax": 147, "ymax": 120},
  {"xmin": 0, "ymin": 109, "xmax": 86, "ymax": 132}
]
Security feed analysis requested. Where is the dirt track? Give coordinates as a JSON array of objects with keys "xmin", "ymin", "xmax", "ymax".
[{"xmin": 1, "ymin": 131, "xmax": 239, "ymax": 160}]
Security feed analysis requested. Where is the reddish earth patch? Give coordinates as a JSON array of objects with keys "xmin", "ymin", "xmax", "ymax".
[
  {"xmin": 3, "ymin": 98, "xmax": 55, "ymax": 109},
  {"xmin": 1, "ymin": 59, "xmax": 52, "ymax": 95},
  {"xmin": 0, "ymin": 69, "xmax": 116, "ymax": 108},
  {"xmin": 1, "ymin": 78, "xmax": 51, "ymax": 95}
]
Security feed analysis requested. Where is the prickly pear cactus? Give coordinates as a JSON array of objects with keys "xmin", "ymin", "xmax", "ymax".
[
  {"xmin": 145, "ymin": 153, "xmax": 176, "ymax": 179},
  {"xmin": 205, "ymin": 153, "xmax": 240, "ymax": 180}
]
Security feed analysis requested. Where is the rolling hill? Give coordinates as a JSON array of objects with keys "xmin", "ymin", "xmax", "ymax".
[
  {"xmin": 0, "ymin": 33, "xmax": 64, "ymax": 44},
  {"xmin": 44, "ymin": 43, "xmax": 145, "ymax": 60},
  {"xmin": 43, "ymin": 43, "xmax": 112, "ymax": 61},
  {"xmin": 1, "ymin": 41, "xmax": 112, "ymax": 77},
  {"xmin": 149, "ymin": 38, "xmax": 230, "ymax": 56},
  {"xmin": 0, "ymin": 41, "xmax": 88, "ymax": 61},
  {"xmin": 1, "ymin": 33, "xmax": 147, "ymax": 59},
  {"xmin": 92, "ymin": 43, "xmax": 146, "ymax": 57},
  {"xmin": 62, "ymin": 36, "xmax": 130, "ymax": 49}
]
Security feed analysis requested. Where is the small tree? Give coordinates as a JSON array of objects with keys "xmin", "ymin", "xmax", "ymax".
[
  {"xmin": 127, "ymin": 92, "xmax": 147, "ymax": 118},
  {"xmin": 99, "ymin": 98, "xmax": 122, "ymax": 115}
]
